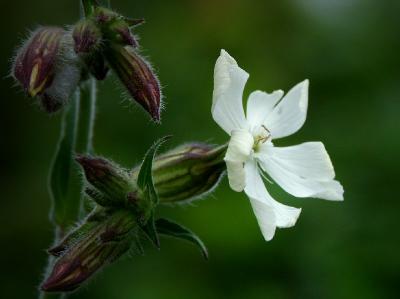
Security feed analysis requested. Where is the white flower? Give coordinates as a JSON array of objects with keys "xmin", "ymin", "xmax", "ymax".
[{"xmin": 212, "ymin": 49, "xmax": 344, "ymax": 241}]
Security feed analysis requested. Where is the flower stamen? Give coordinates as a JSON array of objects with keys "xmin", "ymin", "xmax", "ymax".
[{"xmin": 253, "ymin": 125, "xmax": 271, "ymax": 151}]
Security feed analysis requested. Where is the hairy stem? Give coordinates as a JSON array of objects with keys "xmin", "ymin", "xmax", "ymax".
[
  {"xmin": 41, "ymin": 81, "xmax": 97, "ymax": 299},
  {"xmin": 76, "ymin": 79, "xmax": 96, "ymax": 155},
  {"xmin": 40, "ymin": 2, "xmax": 101, "ymax": 298}
]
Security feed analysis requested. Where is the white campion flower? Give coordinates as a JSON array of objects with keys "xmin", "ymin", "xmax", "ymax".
[{"xmin": 212, "ymin": 49, "xmax": 344, "ymax": 241}]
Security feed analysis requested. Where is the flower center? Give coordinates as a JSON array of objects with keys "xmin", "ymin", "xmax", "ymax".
[{"xmin": 253, "ymin": 125, "xmax": 271, "ymax": 152}]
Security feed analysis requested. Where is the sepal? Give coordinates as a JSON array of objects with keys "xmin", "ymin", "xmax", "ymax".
[
  {"xmin": 137, "ymin": 136, "xmax": 171, "ymax": 205},
  {"xmin": 140, "ymin": 212, "xmax": 160, "ymax": 248},
  {"xmin": 156, "ymin": 218, "xmax": 208, "ymax": 260}
]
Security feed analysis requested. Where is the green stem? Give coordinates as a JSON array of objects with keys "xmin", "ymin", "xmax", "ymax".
[
  {"xmin": 76, "ymin": 79, "xmax": 96, "ymax": 155},
  {"xmin": 41, "ymin": 94, "xmax": 80, "ymax": 299},
  {"xmin": 41, "ymin": 2, "xmax": 100, "ymax": 298},
  {"xmin": 77, "ymin": 79, "xmax": 97, "ymax": 218},
  {"xmin": 40, "ymin": 80, "xmax": 97, "ymax": 298}
]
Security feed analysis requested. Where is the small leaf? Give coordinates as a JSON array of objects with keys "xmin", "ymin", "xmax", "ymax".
[
  {"xmin": 137, "ymin": 136, "xmax": 171, "ymax": 205},
  {"xmin": 49, "ymin": 93, "xmax": 80, "ymax": 229},
  {"xmin": 140, "ymin": 213, "xmax": 160, "ymax": 248},
  {"xmin": 131, "ymin": 233, "xmax": 145, "ymax": 255},
  {"xmin": 156, "ymin": 218, "xmax": 208, "ymax": 260}
]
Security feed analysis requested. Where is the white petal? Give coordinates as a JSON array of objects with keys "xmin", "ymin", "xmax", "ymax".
[
  {"xmin": 244, "ymin": 160, "xmax": 302, "ymax": 241},
  {"xmin": 265, "ymin": 80, "xmax": 309, "ymax": 139},
  {"xmin": 248, "ymin": 197, "xmax": 277, "ymax": 241},
  {"xmin": 224, "ymin": 129, "xmax": 254, "ymax": 192},
  {"xmin": 257, "ymin": 142, "xmax": 344, "ymax": 201},
  {"xmin": 246, "ymin": 90, "xmax": 283, "ymax": 133},
  {"xmin": 212, "ymin": 50, "xmax": 249, "ymax": 134}
]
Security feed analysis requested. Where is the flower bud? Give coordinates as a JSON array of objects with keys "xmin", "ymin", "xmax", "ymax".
[
  {"xmin": 12, "ymin": 27, "xmax": 81, "ymax": 113},
  {"xmin": 105, "ymin": 45, "xmax": 161, "ymax": 121},
  {"xmin": 41, "ymin": 209, "xmax": 137, "ymax": 292},
  {"xmin": 93, "ymin": 6, "xmax": 142, "ymax": 45},
  {"xmin": 76, "ymin": 155, "xmax": 135, "ymax": 205},
  {"xmin": 73, "ymin": 19, "xmax": 102, "ymax": 54},
  {"xmin": 132, "ymin": 143, "xmax": 227, "ymax": 204},
  {"xmin": 94, "ymin": 6, "xmax": 119, "ymax": 25},
  {"xmin": 13, "ymin": 27, "xmax": 63, "ymax": 97},
  {"xmin": 106, "ymin": 19, "xmax": 139, "ymax": 47},
  {"xmin": 72, "ymin": 19, "xmax": 109, "ymax": 80}
]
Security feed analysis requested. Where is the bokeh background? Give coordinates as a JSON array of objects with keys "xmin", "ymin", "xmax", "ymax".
[{"xmin": 1, "ymin": 0, "xmax": 399, "ymax": 298}]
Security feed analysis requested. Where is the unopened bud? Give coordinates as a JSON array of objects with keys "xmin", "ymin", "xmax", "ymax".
[
  {"xmin": 13, "ymin": 27, "xmax": 63, "ymax": 97},
  {"xmin": 132, "ymin": 143, "xmax": 227, "ymax": 204},
  {"xmin": 42, "ymin": 209, "xmax": 136, "ymax": 292},
  {"xmin": 72, "ymin": 19, "xmax": 109, "ymax": 80},
  {"xmin": 76, "ymin": 155, "xmax": 135, "ymax": 205},
  {"xmin": 94, "ymin": 6, "xmax": 118, "ymax": 25},
  {"xmin": 105, "ymin": 45, "xmax": 161, "ymax": 121},
  {"xmin": 73, "ymin": 19, "xmax": 102, "ymax": 53},
  {"xmin": 93, "ymin": 7, "xmax": 144, "ymax": 48},
  {"xmin": 12, "ymin": 27, "xmax": 81, "ymax": 113},
  {"xmin": 106, "ymin": 19, "xmax": 139, "ymax": 47}
]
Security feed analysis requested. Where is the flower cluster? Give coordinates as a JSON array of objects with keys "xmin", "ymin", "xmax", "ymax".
[{"xmin": 12, "ymin": 2, "xmax": 161, "ymax": 120}]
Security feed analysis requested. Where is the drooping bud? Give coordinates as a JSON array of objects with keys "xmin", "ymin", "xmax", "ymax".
[
  {"xmin": 76, "ymin": 155, "xmax": 135, "ymax": 205},
  {"xmin": 41, "ymin": 209, "xmax": 137, "ymax": 292},
  {"xmin": 131, "ymin": 143, "xmax": 227, "ymax": 204},
  {"xmin": 12, "ymin": 27, "xmax": 81, "ymax": 113},
  {"xmin": 105, "ymin": 45, "xmax": 161, "ymax": 121},
  {"xmin": 89, "ymin": 6, "xmax": 161, "ymax": 121},
  {"xmin": 13, "ymin": 27, "xmax": 63, "ymax": 97}
]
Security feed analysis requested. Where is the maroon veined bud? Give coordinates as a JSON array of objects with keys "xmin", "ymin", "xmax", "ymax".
[
  {"xmin": 41, "ymin": 209, "xmax": 136, "ymax": 292},
  {"xmin": 13, "ymin": 27, "xmax": 64, "ymax": 98},
  {"xmin": 105, "ymin": 45, "xmax": 161, "ymax": 121},
  {"xmin": 93, "ymin": 7, "xmax": 144, "ymax": 48},
  {"xmin": 13, "ymin": 27, "xmax": 81, "ymax": 113},
  {"xmin": 72, "ymin": 19, "xmax": 102, "ymax": 54},
  {"xmin": 76, "ymin": 155, "xmax": 135, "ymax": 204},
  {"xmin": 72, "ymin": 19, "xmax": 109, "ymax": 80},
  {"xmin": 131, "ymin": 143, "xmax": 227, "ymax": 204}
]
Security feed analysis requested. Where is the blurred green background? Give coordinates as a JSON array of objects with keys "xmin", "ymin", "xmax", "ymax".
[{"xmin": 1, "ymin": 0, "xmax": 399, "ymax": 298}]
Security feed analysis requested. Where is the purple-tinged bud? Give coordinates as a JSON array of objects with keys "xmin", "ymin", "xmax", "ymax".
[
  {"xmin": 94, "ymin": 6, "xmax": 118, "ymax": 25},
  {"xmin": 12, "ymin": 27, "xmax": 82, "ymax": 113},
  {"xmin": 73, "ymin": 19, "xmax": 102, "ymax": 54},
  {"xmin": 131, "ymin": 143, "xmax": 227, "ymax": 204},
  {"xmin": 72, "ymin": 19, "xmax": 109, "ymax": 80},
  {"xmin": 41, "ymin": 210, "xmax": 137, "ymax": 292},
  {"xmin": 93, "ymin": 7, "xmax": 142, "ymax": 48},
  {"xmin": 13, "ymin": 27, "xmax": 64, "ymax": 98},
  {"xmin": 76, "ymin": 155, "xmax": 135, "ymax": 205},
  {"xmin": 105, "ymin": 45, "xmax": 161, "ymax": 121},
  {"xmin": 107, "ymin": 19, "xmax": 139, "ymax": 47}
]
